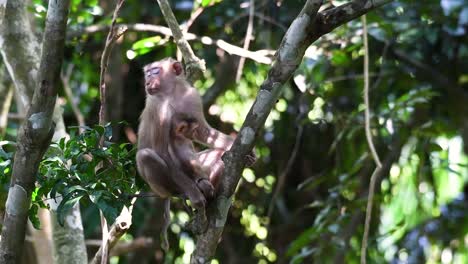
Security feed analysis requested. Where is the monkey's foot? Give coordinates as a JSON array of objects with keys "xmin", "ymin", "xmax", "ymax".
[
  {"xmin": 196, "ymin": 178, "xmax": 215, "ymax": 199},
  {"xmin": 245, "ymin": 150, "xmax": 257, "ymax": 167},
  {"xmin": 186, "ymin": 210, "xmax": 208, "ymax": 234}
]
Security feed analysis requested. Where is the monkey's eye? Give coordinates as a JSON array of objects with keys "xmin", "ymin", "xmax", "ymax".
[{"xmin": 147, "ymin": 67, "xmax": 160, "ymax": 76}]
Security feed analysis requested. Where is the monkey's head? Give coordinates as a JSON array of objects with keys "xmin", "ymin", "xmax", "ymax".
[{"xmin": 143, "ymin": 58, "xmax": 184, "ymax": 95}]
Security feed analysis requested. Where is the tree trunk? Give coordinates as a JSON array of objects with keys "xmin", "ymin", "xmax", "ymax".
[
  {"xmin": 0, "ymin": 0, "xmax": 71, "ymax": 263},
  {"xmin": 0, "ymin": 1, "xmax": 88, "ymax": 263},
  {"xmin": 49, "ymin": 199, "xmax": 88, "ymax": 264}
]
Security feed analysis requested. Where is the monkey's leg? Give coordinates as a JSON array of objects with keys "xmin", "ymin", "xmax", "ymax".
[
  {"xmin": 172, "ymin": 174, "xmax": 209, "ymax": 234},
  {"xmin": 138, "ymin": 148, "xmax": 208, "ymax": 234},
  {"xmin": 170, "ymin": 166, "xmax": 208, "ymax": 210},
  {"xmin": 136, "ymin": 148, "xmax": 173, "ymax": 198}
]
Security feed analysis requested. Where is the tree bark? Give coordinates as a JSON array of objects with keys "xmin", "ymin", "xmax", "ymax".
[{"xmin": 0, "ymin": 0, "xmax": 71, "ymax": 263}]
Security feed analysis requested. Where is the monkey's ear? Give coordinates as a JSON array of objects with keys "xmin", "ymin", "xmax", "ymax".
[{"xmin": 173, "ymin": 62, "xmax": 183, "ymax": 76}]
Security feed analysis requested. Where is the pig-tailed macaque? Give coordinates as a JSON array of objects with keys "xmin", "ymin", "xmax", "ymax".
[{"xmin": 136, "ymin": 58, "xmax": 254, "ymax": 249}]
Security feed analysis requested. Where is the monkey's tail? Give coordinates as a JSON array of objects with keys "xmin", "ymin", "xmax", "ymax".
[{"xmin": 160, "ymin": 198, "xmax": 171, "ymax": 251}]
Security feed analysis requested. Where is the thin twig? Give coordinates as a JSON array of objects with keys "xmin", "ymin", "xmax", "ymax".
[
  {"xmin": 98, "ymin": 0, "xmax": 127, "ymax": 127},
  {"xmin": 184, "ymin": 6, "xmax": 204, "ymax": 31},
  {"xmin": 235, "ymin": 0, "xmax": 255, "ymax": 82},
  {"xmin": 226, "ymin": 10, "xmax": 287, "ymax": 32},
  {"xmin": 97, "ymin": 1, "xmax": 126, "ymax": 263},
  {"xmin": 177, "ymin": 6, "xmax": 205, "ymax": 61},
  {"xmin": 362, "ymin": 15, "xmax": 381, "ymax": 168},
  {"xmin": 7, "ymin": 113, "xmax": 24, "ymax": 121},
  {"xmin": 90, "ymin": 195, "xmax": 139, "ymax": 264},
  {"xmin": 0, "ymin": 85, "xmax": 14, "ymax": 137},
  {"xmin": 360, "ymin": 15, "xmax": 382, "ymax": 264},
  {"xmin": 61, "ymin": 64, "xmax": 85, "ymax": 132},
  {"xmin": 267, "ymin": 124, "xmax": 303, "ymax": 219}
]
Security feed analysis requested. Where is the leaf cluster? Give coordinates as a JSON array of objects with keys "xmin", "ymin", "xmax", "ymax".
[{"xmin": 32, "ymin": 123, "xmax": 137, "ymax": 228}]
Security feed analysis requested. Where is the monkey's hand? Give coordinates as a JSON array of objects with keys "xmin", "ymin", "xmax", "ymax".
[
  {"xmin": 245, "ymin": 149, "xmax": 257, "ymax": 167},
  {"xmin": 196, "ymin": 178, "xmax": 215, "ymax": 199}
]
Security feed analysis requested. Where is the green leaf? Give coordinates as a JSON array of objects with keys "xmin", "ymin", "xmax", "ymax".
[
  {"xmin": 428, "ymin": 142, "xmax": 443, "ymax": 152},
  {"xmin": 287, "ymin": 226, "xmax": 319, "ymax": 256},
  {"xmin": 29, "ymin": 204, "xmax": 41, "ymax": 229},
  {"xmin": 63, "ymin": 185, "xmax": 87, "ymax": 196},
  {"xmin": 201, "ymin": 0, "xmax": 213, "ymax": 7},
  {"xmin": 57, "ymin": 193, "xmax": 84, "ymax": 226},
  {"xmin": 330, "ymin": 50, "xmax": 350, "ymax": 66},
  {"xmin": 132, "ymin": 36, "xmax": 161, "ymax": 50},
  {"xmin": 92, "ymin": 194, "xmax": 120, "ymax": 223},
  {"xmin": 94, "ymin": 125, "xmax": 105, "ymax": 136},
  {"xmin": 290, "ymin": 248, "xmax": 317, "ymax": 264}
]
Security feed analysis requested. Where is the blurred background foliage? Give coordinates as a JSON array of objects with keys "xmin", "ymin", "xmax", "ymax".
[{"xmin": 1, "ymin": 0, "xmax": 468, "ymax": 263}]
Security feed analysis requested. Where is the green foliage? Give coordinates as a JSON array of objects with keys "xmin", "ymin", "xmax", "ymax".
[
  {"xmin": 35, "ymin": 124, "xmax": 137, "ymax": 226},
  {"xmin": 1, "ymin": 0, "xmax": 467, "ymax": 262},
  {"xmin": 130, "ymin": 36, "xmax": 167, "ymax": 57}
]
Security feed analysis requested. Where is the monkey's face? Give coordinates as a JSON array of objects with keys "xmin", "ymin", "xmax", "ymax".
[{"xmin": 143, "ymin": 59, "xmax": 184, "ymax": 95}]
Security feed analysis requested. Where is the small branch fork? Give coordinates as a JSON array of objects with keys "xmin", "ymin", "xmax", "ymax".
[{"xmin": 360, "ymin": 15, "xmax": 383, "ymax": 264}]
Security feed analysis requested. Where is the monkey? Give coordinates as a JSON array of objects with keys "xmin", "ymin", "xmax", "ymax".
[
  {"xmin": 137, "ymin": 57, "xmax": 234, "ymax": 201},
  {"xmin": 136, "ymin": 58, "xmax": 256, "ymax": 249}
]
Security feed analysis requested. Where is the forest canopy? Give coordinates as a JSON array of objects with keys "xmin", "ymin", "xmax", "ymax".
[{"xmin": 0, "ymin": 0, "xmax": 467, "ymax": 263}]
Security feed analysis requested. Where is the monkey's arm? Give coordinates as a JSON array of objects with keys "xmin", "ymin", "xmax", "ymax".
[
  {"xmin": 183, "ymin": 90, "xmax": 235, "ymax": 150},
  {"xmin": 192, "ymin": 123, "xmax": 235, "ymax": 150}
]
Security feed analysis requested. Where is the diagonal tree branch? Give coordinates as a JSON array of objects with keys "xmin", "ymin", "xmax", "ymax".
[
  {"xmin": 0, "ymin": 0, "xmax": 71, "ymax": 262},
  {"xmin": 155, "ymin": 0, "xmax": 205, "ymax": 82},
  {"xmin": 191, "ymin": 1, "xmax": 324, "ymax": 262},
  {"xmin": 191, "ymin": 0, "xmax": 394, "ymax": 261}
]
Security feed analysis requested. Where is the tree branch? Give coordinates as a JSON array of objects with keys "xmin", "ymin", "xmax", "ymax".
[
  {"xmin": 98, "ymin": 0, "xmax": 126, "ymax": 127},
  {"xmin": 155, "ymin": 0, "xmax": 205, "ymax": 82},
  {"xmin": 96, "ymin": 1, "xmax": 126, "ymax": 263},
  {"xmin": 317, "ymin": 0, "xmax": 393, "ymax": 35},
  {"xmin": 191, "ymin": 1, "xmax": 324, "ymax": 262},
  {"xmin": 235, "ymin": 0, "xmax": 255, "ymax": 82},
  {"xmin": 61, "ymin": 64, "xmax": 86, "ymax": 130},
  {"xmin": 90, "ymin": 205, "xmax": 136, "ymax": 264},
  {"xmin": 360, "ymin": 15, "xmax": 382, "ymax": 264},
  {"xmin": 68, "ymin": 23, "xmax": 274, "ymax": 65},
  {"xmin": 191, "ymin": 0, "xmax": 395, "ymax": 261}
]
